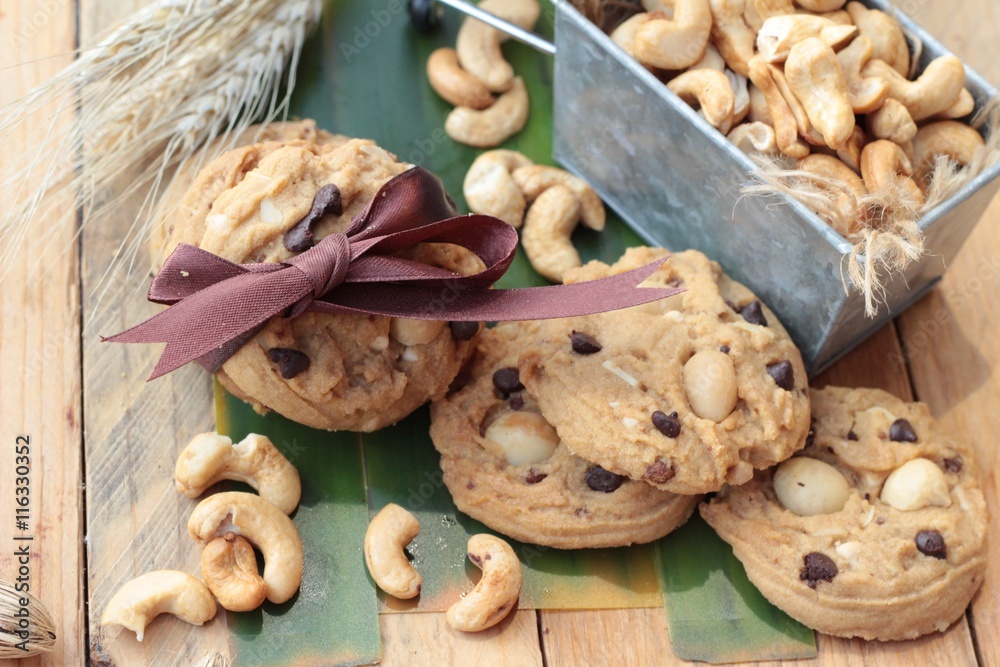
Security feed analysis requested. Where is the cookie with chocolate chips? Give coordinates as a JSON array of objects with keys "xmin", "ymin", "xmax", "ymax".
[
  {"xmin": 701, "ymin": 386, "xmax": 988, "ymax": 641},
  {"xmin": 518, "ymin": 247, "xmax": 811, "ymax": 495},
  {"xmin": 162, "ymin": 128, "xmax": 484, "ymax": 431},
  {"xmin": 430, "ymin": 323, "xmax": 700, "ymax": 549}
]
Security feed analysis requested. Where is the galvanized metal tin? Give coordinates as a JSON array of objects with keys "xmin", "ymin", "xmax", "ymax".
[{"xmin": 550, "ymin": 0, "xmax": 1000, "ymax": 374}]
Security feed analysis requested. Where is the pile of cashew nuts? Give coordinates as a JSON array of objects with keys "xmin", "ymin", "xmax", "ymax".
[
  {"xmin": 100, "ymin": 432, "xmax": 304, "ymax": 642},
  {"xmin": 364, "ymin": 503, "xmax": 523, "ymax": 632},
  {"xmin": 610, "ymin": 0, "xmax": 985, "ymax": 236},
  {"xmin": 463, "ymin": 150, "xmax": 607, "ymax": 282},
  {"xmin": 427, "ymin": 0, "xmax": 541, "ymax": 147}
]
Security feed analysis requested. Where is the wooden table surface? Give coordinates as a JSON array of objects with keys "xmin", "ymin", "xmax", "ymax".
[{"xmin": 1, "ymin": 1, "xmax": 998, "ymax": 665}]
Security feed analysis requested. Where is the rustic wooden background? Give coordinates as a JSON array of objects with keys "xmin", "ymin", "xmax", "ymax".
[{"xmin": 0, "ymin": 0, "xmax": 997, "ymax": 665}]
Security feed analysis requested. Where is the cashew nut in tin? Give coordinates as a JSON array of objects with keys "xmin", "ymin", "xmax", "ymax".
[
  {"xmin": 744, "ymin": 0, "xmax": 795, "ymax": 33},
  {"xmin": 511, "ymin": 165, "xmax": 606, "ymax": 231},
  {"xmin": 175, "ymin": 432, "xmax": 301, "ymax": 515},
  {"xmin": 202, "ymin": 532, "xmax": 268, "ymax": 612},
  {"xmin": 708, "ymin": 0, "xmax": 756, "ymax": 76},
  {"xmin": 755, "ymin": 15, "xmax": 857, "ymax": 63},
  {"xmin": 364, "ymin": 503, "xmax": 423, "ymax": 600},
  {"xmin": 836, "ymin": 125, "xmax": 867, "ymax": 173},
  {"xmin": 934, "ymin": 88, "xmax": 975, "ymax": 120},
  {"xmin": 726, "ymin": 69, "xmax": 750, "ymax": 125},
  {"xmin": 795, "ymin": 0, "xmax": 846, "ymax": 11},
  {"xmin": 845, "ymin": 2, "xmax": 909, "ymax": 77},
  {"xmin": 691, "ymin": 42, "xmax": 727, "ymax": 72},
  {"xmin": 667, "ymin": 68, "xmax": 736, "ymax": 134},
  {"xmin": 101, "ymin": 571, "xmax": 217, "ymax": 642},
  {"xmin": 446, "ymin": 534, "xmax": 523, "ymax": 633},
  {"xmin": 521, "ymin": 185, "xmax": 584, "ymax": 283},
  {"xmin": 456, "ymin": 0, "xmax": 541, "ymax": 92},
  {"xmin": 836, "ymin": 35, "xmax": 890, "ymax": 114},
  {"xmin": 633, "ymin": 0, "xmax": 713, "ymax": 71},
  {"xmin": 427, "ymin": 48, "xmax": 494, "ymax": 110},
  {"xmin": 747, "ymin": 83, "xmax": 772, "ymax": 125},
  {"xmin": 188, "ymin": 491, "xmax": 304, "ymax": 604},
  {"xmin": 860, "ymin": 139, "xmax": 925, "ymax": 207},
  {"xmin": 463, "ymin": 150, "xmax": 534, "ymax": 228},
  {"xmin": 911, "ymin": 121, "xmax": 985, "ymax": 184},
  {"xmin": 747, "ymin": 56, "xmax": 809, "ymax": 158},
  {"xmin": 445, "ymin": 77, "xmax": 530, "ymax": 148},
  {"xmin": 862, "ymin": 56, "xmax": 966, "ymax": 122},
  {"xmin": 767, "ymin": 62, "xmax": 825, "ymax": 146},
  {"xmin": 610, "ymin": 12, "xmax": 663, "ymax": 63},
  {"xmin": 866, "ymin": 99, "xmax": 917, "ymax": 145},
  {"xmin": 815, "ymin": 9, "xmax": 853, "ymax": 26},
  {"xmin": 784, "ymin": 38, "xmax": 855, "ymax": 150},
  {"xmin": 728, "ymin": 122, "xmax": 779, "ymax": 155},
  {"xmin": 797, "ymin": 154, "xmax": 868, "ymax": 236}
]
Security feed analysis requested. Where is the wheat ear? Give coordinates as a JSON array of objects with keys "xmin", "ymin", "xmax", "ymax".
[{"xmin": 0, "ymin": 581, "xmax": 57, "ymax": 658}]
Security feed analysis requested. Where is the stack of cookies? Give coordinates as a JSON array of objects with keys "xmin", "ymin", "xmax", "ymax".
[{"xmin": 429, "ymin": 246, "xmax": 988, "ymax": 641}]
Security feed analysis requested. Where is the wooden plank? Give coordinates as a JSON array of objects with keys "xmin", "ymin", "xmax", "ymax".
[
  {"xmin": 380, "ymin": 611, "xmax": 543, "ymax": 666},
  {"xmin": 0, "ymin": 2, "xmax": 84, "ymax": 666},
  {"xmin": 76, "ymin": 1, "xmax": 230, "ymax": 665}
]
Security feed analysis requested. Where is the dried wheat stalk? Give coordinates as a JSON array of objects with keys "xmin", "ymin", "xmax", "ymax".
[{"xmin": 0, "ymin": 580, "xmax": 57, "ymax": 658}]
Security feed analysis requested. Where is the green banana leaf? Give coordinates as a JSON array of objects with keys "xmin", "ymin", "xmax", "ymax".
[{"xmin": 213, "ymin": 0, "xmax": 817, "ymax": 663}]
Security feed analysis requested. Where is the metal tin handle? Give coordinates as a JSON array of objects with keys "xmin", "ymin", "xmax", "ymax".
[{"xmin": 409, "ymin": 0, "xmax": 557, "ymax": 55}]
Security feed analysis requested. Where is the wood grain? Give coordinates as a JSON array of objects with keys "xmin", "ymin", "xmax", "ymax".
[
  {"xmin": 0, "ymin": 3, "xmax": 83, "ymax": 666},
  {"xmin": 380, "ymin": 611, "xmax": 543, "ymax": 666}
]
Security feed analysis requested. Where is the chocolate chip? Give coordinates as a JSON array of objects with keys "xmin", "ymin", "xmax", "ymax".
[
  {"xmin": 767, "ymin": 360, "xmax": 794, "ymax": 390},
  {"xmin": 449, "ymin": 321, "xmax": 479, "ymax": 341},
  {"xmin": 805, "ymin": 426, "xmax": 815, "ymax": 448},
  {"xmin": 466, "ymin": 482, "xmax": 475, "ymax": 490},
  {"xmin": 266, "ymin": 348, "xmax": 311, "ymax": 379},
  {"xmin": 283, "ymin": 183, "xmax": 343, "ymax": 252},
  {"xmin": 847, "ymin": 430, "xmax": 858, "ymax": 441},
  {"xmin": 645, "ymin": 459, "xmax": 675, "ymax": 483},
  {"xmin": 509, "ymin": 395, "xmax": 525, "ymax": 411},
  {"xmin": 525, "ymin": 469, "xmax": 547, "ymax": 485},
  {"xmin": 469, "ymin": 553, "xmax": 482, "ymax": 566},
  {"xmin": 875, "ymin": 516, "xmax": 886, "ymax": 525},
  {"xmin": 943, "ymin": 456, "xmax": 963, "ymax": 473},
  {"xmin": 569, "ymin": 330, "xmax": 602, "ymax": 355},
  {"xmin": 890, "ymin": 418, "xmax": 918, "ymax": 443},
  {"xmin": 916, "ymin": 530, "xmax": 947, "ymax": 559},
  {"xmin": 799, "ymin": 552, "xmax": 838, "ymax": 588},
  {"xmin": 492, "ymin": 367, "xmax": 524, "ymax": 396},
  {"xmin": 585, "ymin": 466, "xmax": 624, "ymax": 493},
  {"xmin": 740, "ymin": 301, "xmax": 768, "ymax": 326},
  {"xmin": 652, "ymin": 411, "xmax": 681, "ymax": 438},
  {"xmin": 720, "ymin": 345, "xmax": 731, "ymax": 354}
]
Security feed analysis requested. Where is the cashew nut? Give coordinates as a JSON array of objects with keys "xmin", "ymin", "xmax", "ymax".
[
  {"xmin": 634, "ymin": 0, "xmax": 714, "ymax": 70},
  {"xmin": 521, "ymin": 185, "xmax": 583, "ymax": 283},
  {"xmin": 683, "ymin": 349, "xmax": 738, "ymax": 422},
  {"xmin": 911, "ymin": 121, "xmax": 985, "ymax": 183},
  {"xmin": 756, "ymin": 15, "xmax": 857, "ymax": 63},
  {"xmin": 610, "ymin": 12, "xmax": 663, "ymax": 61},
  {"xmin": 445, "ymin": 77, "xmax": 529, "ymax": 148},
  {"xmin": 667, "ymin": 69, "xmax": 736, "ymax": 134},
  {"xmin": 860, "ymin": 139, "xmax": 924, "ymax": 207},
  {"xmin": 836, "ymin": 35, "xmax": 890, "ymax": 114},
  {"xmin": 748, "ymin": 56, "xmax": 809, "ymax": 157},
  {"xmin": 511, "ymin": 165, "xmax": 606, "ymax": 230},
  {"xmin": 879, "ymin": 458, "xmax": 952, "ymax": 511},
  {"xmin": 845, "ymin": 2, "xmax": 909, "ymax": 77},
  {"xmin": 708, "ymin": 0, "xmax": 756, "ymax": 76},
  {"xmin": 175, "ymin": 432, "xmax": 301, "ymax": 516},
  {"xmin": 643, "ymin": 0, "xmax": 674, "ymax": 14},
  {"xmin": 390, "ymin": 318, "xmax": 447, "ymax": 346},
  {"xmin": 463, "ymin": 150, "xmax": 534, "ymax": 228},
  {"xmin": 188, "ymin": 491, "xmax": 304, "ymax": 604},
  {"xmin": 784, "ymin": 38, "xmax": 855, "ymax": 150},
  {"xmin": 364, "ymin": 503, "xmax": 422, "ymax": 600},
  {"xmin": 866, "ymin": 98, "xmax": 917, "ymax": 145},
  {"xmin": 773, "ymin": 457, "xmax": 851, "ymax": 516},
  {"xmin": 691, "ymin": 42, "xmax": 727, "ymax": 72},
  {"xmin": 815, "ymin": 9, "xmax": 853, "ymax": 26},
  {"xmin": 446, "ymin": 534, "xmax": 522, "ymax": 632},
  {"xmin": 727, "ymin": 69, "xmax": 751, "ymax": 125},
  {"xmin": 484, "ymin": 410, "xmax": 560, "ymax": 465},
  {"xmin": 862, "ymin": 56, "xmax": 966, "ymax": 122},
  {"xmin": 101, "ymin": 571, "xmax": 217, "ymax": 642},
  {"xmin": 747, "ymin": 83, "xmax": 772, "ymax": 125},
  {"xmin": 934, "ymin": 88, "xmax": 975, "ymax": 120},
  {"xmin": 456, "ymin": 0, "xmax": 541, "ymax": 93},
  {"xmin": 728, "ymin": 121, "xmax": 779, "ymax": 155},
  {"xmin": 837, "ymin": 125, "xmax": 867, "ymax": 173},
  {"xmin": 795, "ymin": 0, "xmax": 846, "ymax": 11},
  {"xmin": 427, "ymin": 48, "xmax": 495, "ymax": 110},
  {"xmin": 768, "ymin": 61, "xmax": 825, "ymax": 146},
  {"xmin": 744, "ymin": 0, "xmax": 795, "ymax": 33},
  {"xmin": 202, "ymin": 533, "xmax": 268, "ymax": 612},
  {"xmin": 797, "ymin": 154, "xmax": 868, "ymax": 236}
]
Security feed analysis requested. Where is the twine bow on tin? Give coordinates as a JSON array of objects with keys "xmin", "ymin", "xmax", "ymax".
[{"xmin": 106, "ymin": 167, "xmax": 681, "ymax": 380}]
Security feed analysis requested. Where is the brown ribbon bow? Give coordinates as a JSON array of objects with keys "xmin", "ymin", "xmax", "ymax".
[{"xmin": 106, "ymin": 167, "xmax": 680, "ymax": 380}]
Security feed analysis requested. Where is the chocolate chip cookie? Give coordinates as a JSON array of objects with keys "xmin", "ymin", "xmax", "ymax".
[
  {"xmin": 519, "ymin": 247, "xmax": 810, "ymax": 495},
  {"xmin": 430, "ymin": 323, "xmax": 700, "ymax": 549},
  {"xmin": 701, "ymin": 386, "xmax": 988, "ymax": 640},
  {"xmin": 163, "ymin": 131, "xmax": 483, "ymax": 431}
]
